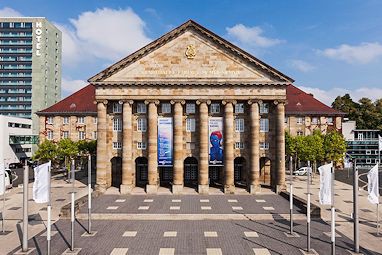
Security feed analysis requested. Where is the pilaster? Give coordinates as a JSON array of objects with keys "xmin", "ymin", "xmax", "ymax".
[
  {"xmin": 121, "ymin": 100, "xmax": 134, "ymax": 194},
  {"xmin": 95, "ymin": 100, "xmax": 108, "ymax": 193}
]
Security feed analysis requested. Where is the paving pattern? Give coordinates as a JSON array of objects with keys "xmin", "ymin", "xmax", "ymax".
[{"xmin": 9, "ymin": 194, "xmax": 373, "ymax": 255}]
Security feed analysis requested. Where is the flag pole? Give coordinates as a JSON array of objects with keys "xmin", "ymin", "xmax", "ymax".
[
  {"xmin": 306, "ymin": 160, "xmax": 311, "ymax": 252},
  {"xmin": 2, "ymin": 162, "xmax": 5, "ymax": 233},
  {"xmin": 289, "ymin": 156, "xmax": 293, "ymax": 235},
  {"xmin": 47, "ymin": 163, "xmax": 51, "ymax": 255},
  {"xmin": 22, "ymin": 160, "xmax": 29, "ymax": 252},
  {"xmin": 331, "ymin": 161, "xmax": 335, "ymax": 255},
  {"xmin": 87, "ymin": 154, "xmax": 91, "ymax": 234},
  {"xmin": 70, "ymin": 159, "xmax": 75, "ymax": 251},
  {"xmin": 353, "ymin": 158, "xmax": 359, "ymax": 253}
]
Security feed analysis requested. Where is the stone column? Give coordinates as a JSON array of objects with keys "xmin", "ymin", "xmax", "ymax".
[
  {"xmin": 146, "ymin": 100, "xmax": 159, "ymax": 194},
  {"xmin": 95, "ymin": 100, "xmax": 107, "ymax": 193},
  {"xmin": 197, "ymin": 100, "xmax": 210, "ymax": 194},
  {"xmin": 223, "ymin": 100, "xmax": 235, "ymax": 194},
  {"xmin": 249, "ymin": 100, "xmax": 261, "ymax": 194},
  {"xmin": 275, "ymin": 101, "xmax": 286, "ymax": 193},
  {"xmin": 172, "ymin": 100, "xmax": 184, "ymax": 194},
  {"xmin": 121, "ymin": 100, "xmax": 134, "ymax": 194}
]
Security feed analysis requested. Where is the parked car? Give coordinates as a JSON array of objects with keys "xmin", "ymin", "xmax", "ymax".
[
  {"xmin": 2, "ymin": 169, "xmax": 13, "ymax": 189},
  {"xmin": 8, "ymin": 162, "xmax": 23, "ymax": 169},
  {"xmin": 293, "ymin": 167, "xmax": 312, "ymax": 176}
]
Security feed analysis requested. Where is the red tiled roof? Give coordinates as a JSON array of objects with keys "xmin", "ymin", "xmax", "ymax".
[
  {"xmin": 37, "ymin": 83, "xmax": 343, "ymax": 116},
  {"xmin": 286, "ymin": 84, "xmax": 345, "ymax": 116},
  {"xmin": 37, "ymin": 84, "xmax": 96, "ymax": 115}
]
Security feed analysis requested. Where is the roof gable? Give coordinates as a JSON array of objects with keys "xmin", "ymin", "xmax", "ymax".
[{"xmin": 88, "ymin": 20, "xmax": 293, "ymax": 84}]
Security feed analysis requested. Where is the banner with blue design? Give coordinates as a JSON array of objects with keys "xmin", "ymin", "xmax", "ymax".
[
  {"xmin": 209, "ymin": 117, "xmax": 224, "ymax": 166},
  {"xmin": 158, "ymin": 117, "xmax": 173, "ymax": 166}
]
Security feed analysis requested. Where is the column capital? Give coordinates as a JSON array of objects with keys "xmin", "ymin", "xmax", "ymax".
[
  {"xmin": 94, "ymin": 100, "xmax": 108, "ymax": 105},
  {"xmin": 144, "ymin": 99, "xmax": 160, "ymax": 105},
  {"xmin": 273, "ymin": 99, "xmax": 287, "ymax": 105},
  {"xmin": 248, "ymin": 99, "xmax": 262, "ymax": 105},
  {"xmin": 222, "ymin": 100, "xmax": 237, "ymax": 105},
  {"xmin": 196, "ymin": 99, "xmax": 211, "ymax": 105},
  {"xmin": 119, "ymin": 100, "xmax": 134, "ymax": 105},
  {"xmin": 170, "ymin": 100, "xmax": 185, "ymax": 105}
]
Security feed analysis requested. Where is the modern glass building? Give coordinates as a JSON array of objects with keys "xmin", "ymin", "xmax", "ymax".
[{"xmin": 0, "ymin": 17, "xmax": 61, "ymax": 137}]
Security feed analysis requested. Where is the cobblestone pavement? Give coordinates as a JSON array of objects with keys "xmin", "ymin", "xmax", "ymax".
[{"xmin": 8, "ymin": 193, "xmax": 378, "ymax": 255}]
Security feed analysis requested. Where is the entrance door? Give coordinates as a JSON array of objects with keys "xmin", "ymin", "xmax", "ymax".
[
  {"xmin": 159, "ymin": 167, "xmax": 173, "ymax": 186},
  {"xmin": 135, "ymin": 157, "xmax": 148, "ymax": 186},
  {"xmin": 184, "ymin": 157, "xmax": 198, "ymax": 185},
  {"xmin": 111, "ymin": 157, "xmax": 122, "ymax": 188},
  {"xmin": 209, "ymin": 166, "xmax": 221, "ymax": 185}
]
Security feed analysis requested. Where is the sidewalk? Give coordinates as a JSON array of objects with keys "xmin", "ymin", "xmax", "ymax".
[
  {"xmin": 290, "ymin": 173, "xmax": 382, "ymax": 254},
  {"xmin": 0, "ymin": 173, "xmax": 89, "ymax": 254}
]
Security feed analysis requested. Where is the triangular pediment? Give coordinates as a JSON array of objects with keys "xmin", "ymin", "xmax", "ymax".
[{"xmin": 89, "ymin": 20, "xmax": 293, "ymax": 84}]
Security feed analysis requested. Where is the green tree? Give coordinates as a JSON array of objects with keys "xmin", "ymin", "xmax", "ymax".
[
  {"xmin": 323, "ymin": 131, "xmax": 347, "ymax": 164},
  {"xmin": 33, "ymin": 140, "xmax": 58, "ymax": 164},
  {"xmin": 77, "ymin": 140, "xmax": 97, "ymax": 156}
]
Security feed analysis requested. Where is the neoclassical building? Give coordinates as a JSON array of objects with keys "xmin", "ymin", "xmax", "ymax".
[{"xmin": 88, "ymin": 20, "xmax": 294, "ymax": 194}]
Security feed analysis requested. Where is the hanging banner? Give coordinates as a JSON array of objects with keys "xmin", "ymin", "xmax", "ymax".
[
  {"xmin": 209, "ymin": 117, "xmax": 224, "ymax": 166},
  {"xmin": 158, "ymin": 117, "xmax": 173, "ymax": 166}
]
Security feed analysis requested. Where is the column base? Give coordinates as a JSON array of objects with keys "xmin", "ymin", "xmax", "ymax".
[
  {"xmin": 172, "ymin": 184, "xmax": 183, "ymax": 194},
  {"xmin": 224, "ymin": 185, "xmax": 235, "ymax": 194},
  {"xmin": 146, "ymin": 184, "xmax": 158, "ymax": 194},
  {"xmin": 198, "ymin": 184, "xmax": 209, "ymax": 194},
  {"xmin": 95, "ymin": 184, "xmax": 106, "ymax": 193},
  {"xmin": 275, "ymin": 184, "xmax": 286, "ymax": 194},
  {"xmin": 120, "ymin": 184, "xmax": 134, "ymax": 194},
  {"xmin": 248, "ymin": 184, "xmax": 261, "ymax": 194}
]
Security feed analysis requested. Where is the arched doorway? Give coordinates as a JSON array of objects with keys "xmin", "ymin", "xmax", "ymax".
[
  {"xmin": 234, "ymin": 157, "xmax": 246, "ymax": 186},
  {"xmin": 260, "ymin": 157, "xmax": 271, "ymax": 186},
  {"xmin": 135, "ymin": 157, "xmax": 148, "ymax": 187},
  {"xmin": 184, "ymin": 157, "xmax": 198, "ymax": 186},
  {"xmin": 111, "ymin": 157, "xmax": 122, "ymax": 188}
]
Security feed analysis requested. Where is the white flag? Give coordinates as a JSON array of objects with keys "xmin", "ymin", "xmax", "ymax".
[
  {"xmin": 318, "ymin": 162, "xmax": 333, "ymax": 205},
  {"xmin": 33, "ymin": 161, "xmax": 51, "ymax": 204},
  {"xmin": 379, "ymin": 135, "xmax": 382, "ymax": 151},
  {"xmin": 367, "ymin": 163, "xmax": 379, "ymax": 204},
  {"xmin": 0, "ymin": 163, "xmax": 5, "ymax": 196}
]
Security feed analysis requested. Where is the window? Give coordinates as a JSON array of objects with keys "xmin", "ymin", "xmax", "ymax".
[
  {"xmin": 94, "ymin": 117, "xmax": 97, "ymax": 124},
  {"xmin": 113, "ymin": 102, "xmax": 122, "ymax": 113},
  {"xmin": 186, "ymin": 118, "xmax": 195, "ymax": 132},
  {"xmin": 62, "ymin": 131, "xmax": 69, "ymax": 139},
  {"xmin": 366, "ymin": 150, "xmax": 371, "ymax": 155},
  {"xmin": 327, "ymin": 117, "xmax": 333, "ymax": 125},
  {"xmin": 78, "ymin": 131, "xmax": 85, "ymax": 140},
  {"xmin": 137, "ymin": 118, "xmax": 147, "ymax": 132},
  {"xmin": 297, "ymin": 130, "xmax": 304, "ymax": 136},
  {"xmin": 235, "ymin": 142, "xmax": 244, "ymax": 149},
  {"xmin": 260, "ymin": 103, "xmax": 269, "ymax": 114},
  {"xmin": 284, "ymin": 116, "xmax": 288, "ymax": 124},
  {"xmin": 47, "ymin": 116, "xmax": 53, "ymax": 124},
  {"xmin": 93, "ymin": 131, "xmax": 97, "ymax": 140},
  {"xmin": 186, "ymin": 103, "xmax": 195, "ymax": 114},
  {"xmin": 311, "ymin": 117, "xmax": 319, "ymax": 124},
  {"xmin": 210, "ymin": 103, "xmax": 220, "ymax": 113},
  {"xmin": 366, "ymin": 158, "xmax": 371, "ymax": 164},
  {"xmin": 235, "ymin": 103, "xmax": 244, "ymax": 113},
  {"xmin": 113, "ymin": 142, "xmax": 122, "ymax": 149},
  {"xmin": 235, "ymin": 119, "xmax": 244, "ymax": 132},
  {"xmin": 47, "ymin": 130, "xmax": 53, "ymax": 140},
  {"xmin": 161, "ymin": 103, "xmax": 171, "ymax": 113},
  {"xmin": 357, "ymin": 133, "xmax": 363, "ymax": 140},
  {"xmin": 260, "ymin": 142, "xmax": 269, "ymax": 150},
  {"xmin": 137, "ymin": 103, "xmax": 146, "ymax": 113},
  {"xmin": 297, "ymin": 117, "xmax": 304, "ymax": 125},
  {"xmin": 260, "ymin": 118, "xmax": 269, "ymax": 132},
  {"xmin": 113, "ymin": 118, "xmax": 122, "ymax": 131},
  {"xmin": 77, "ymin": 116, "xmax": 84, "ymax": 124},
  {"xmin": 137, "ymin": 142, "xmax": 146, "ymax": 150},
  {"xmin": 63, "ymin": 117, "xmax": 69, "ymax": 125}
]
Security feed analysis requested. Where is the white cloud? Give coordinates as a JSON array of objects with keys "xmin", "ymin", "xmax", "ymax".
[
  {"xmin": 56, "ymin": 8, "xmax": 152, "ymax": 67},
  {"xmin": 0, "ymin": 7, "xmax": 22, "ymax": 17},
  {"xmin": 226, "ymin": 24, "xmax": 283, "ymax": 48},
  {"xmin": 319, "ymin": 42, "xmax": 382, "ymax": 64},
  {"xmin": 289, "ymin": 59, "xmax": 315, "ymax": 72},
  {"xmin": 298, "ymin": 85, "xmax": 382, "ymax": 106},
  {"xmin": 62, "ymin": 78, "xmax": 87, "ymax": 97}
]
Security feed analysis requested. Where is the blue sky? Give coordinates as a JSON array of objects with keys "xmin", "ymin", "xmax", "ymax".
[{"xmin": 1, "ymin": 0, "xmax": 382, "ymax": 105}]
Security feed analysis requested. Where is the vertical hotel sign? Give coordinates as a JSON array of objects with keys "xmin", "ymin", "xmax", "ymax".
[
  {"xmin": 158, "ymin": 117, "xmax": 173, "ymax": 166},
  {"xmin": 35, "ymin": 21, "xmax": 43, "ymax": 56},
  {"xmin": 209, "ymin": 117, "xmax": 224, "ymax": 166}
]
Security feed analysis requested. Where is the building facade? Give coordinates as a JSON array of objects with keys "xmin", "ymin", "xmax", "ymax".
[
  {"xmin": 0, "ymin": 115, "xmax": 33, "ymax": 166},
  {"xmin": 88, "ymin": 20, "xmax": 293, "ymax": 195},
  {"xmin": 0, "ymin": 17, "xmax": 62, "ymax": 137},
  {"xmin": 342, "ymin": 121, "xmax": 381, "ymax": 168}
]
